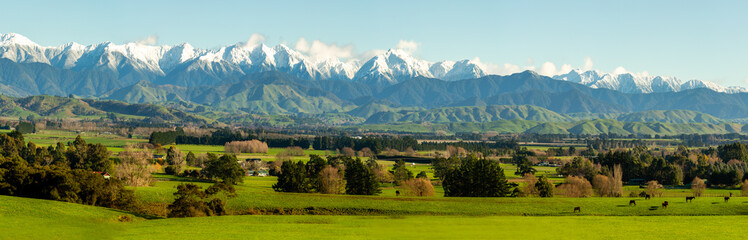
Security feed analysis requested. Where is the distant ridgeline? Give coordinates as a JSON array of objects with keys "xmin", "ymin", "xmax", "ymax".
[{"xmin": 1, "ymin": 64, "xmax": 748, "ymax": 135}]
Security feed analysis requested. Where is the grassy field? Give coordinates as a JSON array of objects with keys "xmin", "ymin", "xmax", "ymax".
[
  {"xmin": 133, "ymin": 175, "xmax": 748, "ymax": 217},
  {"xmin": 2, "ymin": 195, "xmax": 748, "ymax": 240}
]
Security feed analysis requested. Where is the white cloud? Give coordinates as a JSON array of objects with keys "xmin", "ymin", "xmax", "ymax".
[
  {"xmin": 538, "ymin": 62, "xmax": 558, "ymax": 76},
  {"xmin": 613, "ymin": 66, "xmax": 628, "ymax": 75},
  {"xmin": 294, "ymin": 37, "xmax": 355, "ymax": 62},
  {"xmin": 134, "ymin": 35, "xmax": 158, "ymax": 45},
  {"xmin": 395, "ymin": 40, "xmax": 419, "ymax": 54},
  {"xmin": 239, "ymin": 33, "xmax": 266, "ymax": 48},
  {"xmin": 583, "ymin": 57, "xmax": 594, "ymax": 71},
  {"xmin": 558, "ymin": 64, "xmax": 573, "ymax": 75},
  {"xmin": 471, "ymin": 57, "xmax": 522, "ymax": 75}
]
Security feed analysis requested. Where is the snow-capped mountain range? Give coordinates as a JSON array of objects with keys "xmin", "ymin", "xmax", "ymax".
[
  {"xmin": 0, "ymin": 33, "xmax": 484, "ymax": 87},
  {"xmin": 553, "ymin": 70, "xmax": 748, "ymax": 94},
  {"xmin": 0, "ymin": 32, "xmax": 744, "ymax": 94}
]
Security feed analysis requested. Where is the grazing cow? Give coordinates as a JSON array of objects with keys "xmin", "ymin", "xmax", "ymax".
[
  {"xmin": 724, "ymin": 196, "xmax": 730, "ymax": 202},
  {"xmin": 629, "ymin": 200, "xmax": 636, "ymax": 206},
  {"xmin": 662, "ymin": 201, "xmax": 669, "ymax": 209},
  {"xmin": 395, "ymin": 190, "xmax": 400, "ymax": 196},
  {"xmin": 573, "ymin": 207, "xmax": 581, "ymax": 213},
  {"xmin": 644, "ymin": 194, "xmax": 651, "ymax": 200},
  {"xmin": 686, "ymin": 196, "xmax": 695, "ymax": 202}
]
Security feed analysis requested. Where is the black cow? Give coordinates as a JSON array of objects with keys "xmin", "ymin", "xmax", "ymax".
[
  {"xmin": 686, "ymin": 196, "xmax": 695, "ymax": 202},
  {"xmin": 573, "ymin": 207, "xmax": 581, "ymax": 213},
  {"xmin": 662, "ymin": 201, "xmax": 669, "ymax": 209},
  {"xmin": 629, "ymin": 200, "xmax": 636, "ymax": 206},
  {"xmin": 724, "ymin": 196, "xmax": 730, "ymax": 202}
]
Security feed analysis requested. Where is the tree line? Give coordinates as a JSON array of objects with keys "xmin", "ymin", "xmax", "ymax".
[{"xmin": 0, "ymin": 131, "xmax": 137, "ymax": 211}]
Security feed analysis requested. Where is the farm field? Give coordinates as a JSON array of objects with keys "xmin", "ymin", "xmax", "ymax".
[
  {"xmin": 135, "ymin": 175, "xmax": 748, "ymax": 216},
  {"xmin": 2, "ymin": 195, "xmax": 748, "ymax": 240}
]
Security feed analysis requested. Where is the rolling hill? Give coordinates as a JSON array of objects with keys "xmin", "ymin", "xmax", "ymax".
[{"xmin": 0, "ymin": 95, "xmax": 207, "ymax": 123}]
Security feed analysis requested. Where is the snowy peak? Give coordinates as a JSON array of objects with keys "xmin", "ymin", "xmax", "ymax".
[
  {"xmin": 0, "ymin": 33, "xmax": 39, "ymax": 47},
  {"xmin": 353, "ymin": 49, "xmax": 434, "ymax": 85},
  {"xmin": 553, "ymin": 70, "xmax": 748, "ymax": 94}
]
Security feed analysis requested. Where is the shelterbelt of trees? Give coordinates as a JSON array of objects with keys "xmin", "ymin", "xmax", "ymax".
[{"xmin": 149, "ymin": 127, "xmax": 518, "ymax": 155}]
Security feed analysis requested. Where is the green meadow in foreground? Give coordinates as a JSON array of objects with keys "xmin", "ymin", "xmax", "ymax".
[{"xmin": 2, "ymin": 195, "xmax": 748, "ymax": 240}]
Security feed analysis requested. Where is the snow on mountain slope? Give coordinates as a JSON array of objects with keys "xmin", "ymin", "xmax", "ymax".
[
  {"xmin": 353, "ymin": 49, "xmax": 434, "ymax": 85},
  {"xmin": 553, "ymin": 70, "xmax": 747, "ymax": 94}
]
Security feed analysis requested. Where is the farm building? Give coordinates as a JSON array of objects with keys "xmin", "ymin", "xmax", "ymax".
[{"xmin": 91, "ymin": 171, "xmax": 111, "ymax": 179}]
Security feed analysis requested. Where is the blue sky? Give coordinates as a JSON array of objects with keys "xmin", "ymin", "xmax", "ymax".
[{"xmin": 2, "ymin": 0, "xmax": 748, "ymax": 86}]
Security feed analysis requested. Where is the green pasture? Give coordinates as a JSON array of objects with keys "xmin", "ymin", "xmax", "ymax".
[
  {"xmin": 133, "ymin": 175, "xmax": 748, "ymax": 217},
  {"xmin": 2, "ymin": 195, "xmax": 748, "ymax": 240}
]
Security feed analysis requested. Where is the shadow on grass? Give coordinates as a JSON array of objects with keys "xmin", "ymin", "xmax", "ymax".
[
  {"xmin": 111, "ymin": 209, "xmax": 164, "ymax": 220},
  {"xmin": 648, "ymin": 206, "xmax": 659, "ymax": 211}
]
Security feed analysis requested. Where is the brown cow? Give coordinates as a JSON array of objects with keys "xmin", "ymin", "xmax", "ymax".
[
  {"xmin": 662, "ymin": 201, "xmax": 669, "ymax": 209},
  {"xmin": 686, "ymin": 196, "xmax": 695, "ymax": 202},
  {"xmin": 629, "ymin": 200, "xmax": 636, "ymax": 206},
  {"xmin": 724, "ymin": 196, "xmax": 730, "ymax": 202},
  {"xmin": 573, "ymin": 207, "xmax": 581, "ymax": 213}
]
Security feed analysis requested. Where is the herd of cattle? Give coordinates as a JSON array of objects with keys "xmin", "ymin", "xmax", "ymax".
[{"xmin": 573, "ymin": 196, "xmax": 732, "ymax": 213}]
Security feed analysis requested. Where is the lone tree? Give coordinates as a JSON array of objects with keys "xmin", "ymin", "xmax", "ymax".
[
  {"xmin": 514, "ymin": 155, "xmax": 536, "ymax": 176},
  {"xmin": 443, "ymin": 155, "xmax": 510, "ymax": 197},
  {"xmin": 166, "ymin": 146, "xmax": 185, "ymax": 175},
  {"xmin": 645, "ymin": 180, "xmax": 661, "ymax": 197},
  {"xmin": 204, "ymin": 154, "xmax": 245, "ymax": 185},
  {"xmin": 535, "ymin": 175, "xmax": 554, "ymax": 197},
  {"xmin": 115, "ymin": 145, "xmax": 154, "ymax": 187},
  {"xmin": 390, "ymin": 160, "xmax": 414, "ymax": 185},
  {"xmin": 558, "ymin": 176, "xmax": 591, "ymax": 197},
  {"xmin": 399, "ymin": 178, "xmax": 435, "ymax": 197},
  {"xmin": 273, "ymin": 160, "xmax": 310, "ymax": 193},
  {"xmin": 691, "ymin": 177, "xmax": 706, "ymax": 197},
  {"xmin": 343, "ymin": 157, "xmax": 380, "ymax": 195},
  {"xmin": 167, "ymin": 183, "xmax": 236, "ymax": 218}
]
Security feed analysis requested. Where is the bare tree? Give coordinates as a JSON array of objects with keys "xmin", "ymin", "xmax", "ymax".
[
  {"xmin": 116, "ymin": 145, "xmax": 154, "ymax": 187},
  {"xmin": 592, "ymin": 166, "xmax": 622, "ymax": 197},
  {"xmin": 610, "ymin": 165, "xmax": 623, "ymax": 197},
  {"xmin": 399, "ymin": 178, "xmax": 435, "ymax": 197},
  {"xmin": 742, "ymin": 180, "xmax": 748, "ymax": 197},
  {"xmin": 224, "ymin": 140, "xmax": 268, "ymax": 154},
  {"xmin": 318, "ymin": 166, "xmax": 345, "ymax": 194},
  {"xmin": 521, "ymin": 173, "xmax": 539, "ymax": 197},
  {"xmin": 558, "ymin": 176, "xmax": 592, "ymax": 197},
  {"xmin": 592, "ymin": 174, "xmax": 611, "ymax": 197},
  {"xmin": 341, "ymin": 147, "xmax": 356, "ymax": 157},
  {"xmin": 645, "ymin": 180, "xmax": 661, "ymax": 197},
  {"xmin": 166, "ymin": 146, "xmax": 186, "ymax": 173},
  {"xmin": 691, "ymin": 177, "xmax": 706, "ymax": 197}
]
